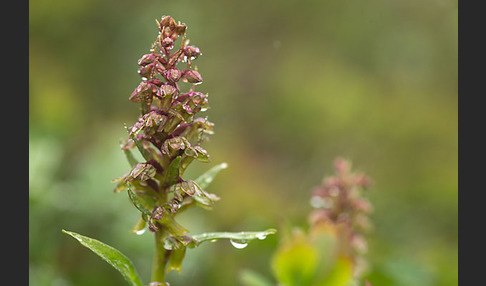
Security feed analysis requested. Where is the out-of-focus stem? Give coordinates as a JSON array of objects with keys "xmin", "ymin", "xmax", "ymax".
[{"xmin": 151, "ymin": 229, "xmax": 169, "ymax": 283}]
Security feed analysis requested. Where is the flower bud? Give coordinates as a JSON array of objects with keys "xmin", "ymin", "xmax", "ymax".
[
  {"xmin": 158, "ymin": 84, "xmax": 177, "ymax": 98},
  {"xmin": 129, "ymin": 81, "xmax": 158, "ymax": 103},
  {"xmin": 174, "ymin": 24, "xmax": 187, "ymax": 35},
  {"xmin": 171, "ymin": 123, "xmax": 190, "ymax": 137},
  {"xmin": 137, "ymin": 64, "xmax": 153, "ymax": 79},
  {"xmin": 126, "ymin": 162, "xmax": 157, "ymax": 182},
  {"xmin": 137, "ymin": 53, "xmax": 156, "ymax": 66},
  {"xmin": 159, "ymin": 16, "xmax": 175, "ymax": 29},
  {"xmin": 165, "ymin": 68, "xmax": 182, "ymax": 83},
  {"xmin": 182, "ymin": 70, "xmax": 203, "ymax": 84},
  {"xmin": 334, "ymin": 157, "xmax": 351, "ymax": 174},
  {"xmin": 183, "ymin": 46, "xmax": 201, "ymax": 59},
  {"xmin": 354, "ymin": 173, "xmax": 372, "ymax": 188},
  {"xmin": 149, "ymin": 78, "xmax": 164, "ymax": 87},
  {"xmin": 161, "ymin": 37, "xmax": 174, "ymax": 49}
]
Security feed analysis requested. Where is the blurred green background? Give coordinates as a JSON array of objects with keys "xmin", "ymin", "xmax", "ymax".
[{"xmin": 29, "ymin": 0, "xmax": 457, "ymax": 285}]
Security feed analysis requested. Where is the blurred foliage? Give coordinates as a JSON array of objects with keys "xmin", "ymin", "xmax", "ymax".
[{"xmin": 29, "ymin": 0, "xmax": 457, "ymax": 285}]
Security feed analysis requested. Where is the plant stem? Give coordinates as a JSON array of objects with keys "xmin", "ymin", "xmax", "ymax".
[{"xmin": 151, "ymin": 228, "xmax": 168, "ymax": 283}]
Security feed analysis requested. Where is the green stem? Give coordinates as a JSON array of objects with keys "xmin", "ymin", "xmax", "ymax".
[
  {"xmin": 151, "ymin": 228, "xmax": 169, "ymax": 283},
  {"xmin": 151, "ymin": 186, "xmax": 170, "ymax": 284}
]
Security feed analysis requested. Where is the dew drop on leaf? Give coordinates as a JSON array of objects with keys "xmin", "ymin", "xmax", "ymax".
[
  {"xmin": 256, "ymin": 233, "xmax": 267, "ymax": 240},
  {"xmin": 230, "ymin": 239, "xmax": 248, "ymax": 249}
]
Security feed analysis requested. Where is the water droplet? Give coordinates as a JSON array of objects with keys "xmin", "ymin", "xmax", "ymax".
[
  {"xmin": 329, "ymin": 187, "xmax": 340, "ymax": 197},
  {"xmin": 310, "ymin": 196, "xmax": 334, "ymax": 209},
  {"xmin": 310, "ymin": 196, "xmax": 324, "ymax": 208},
  {"xmin": 210, "ymin": 239, "xmax": 218, "ymax": 243},
  {"xmin": 230, "ymin": 239, "xmax": 248, "ymax": 249},
  {"xmin": 256, "ymin": 233, "xmax": 267, "ymax": 240},
  {"xmin": 135, "ymin": 228, "xmax": 146, "ymax": 235}
]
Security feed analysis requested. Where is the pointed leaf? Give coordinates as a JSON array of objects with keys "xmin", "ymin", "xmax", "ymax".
[
  {"xmin": 194, "ymin": 162, "xmax": 228, "ymax": 189},
  {"xmin": 62, "ymin": 230, "xmax": 143, "ymax": 286},
  {"xmin": 190, "ymin": 229, "xmax": 277, "ymax": 248}
]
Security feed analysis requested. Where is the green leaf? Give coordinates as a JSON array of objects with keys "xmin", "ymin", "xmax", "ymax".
[
  {"xmin": 190, "ymin": 229, "xmax": 277, "ymax": 248},
  {"xmin": 194, "ymin": 162, "xmax": 228, "ymax": 189},
  {"xmin": 62, "ymin": 230, "xmax": 143, "ymax": 286}
]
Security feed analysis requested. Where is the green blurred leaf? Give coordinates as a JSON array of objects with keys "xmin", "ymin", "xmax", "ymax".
[
  {"xmin": 314, "ymin": 257, "xmax": 353, "ymax": 286},
  {"xmin": 239, "ymin": 269, "xmax": 274, "ymax": 286},
  {"xmin": 62, "ymin": 230, "xmax": 143, "ymax": 286},
  {"xmin": 271, "ymin": 229, "xmax": 318, "ymax": 286},
  {"xmin": 194, "ymin": 162, "xmax": 228, "ymax": 189}
]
